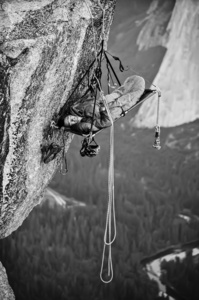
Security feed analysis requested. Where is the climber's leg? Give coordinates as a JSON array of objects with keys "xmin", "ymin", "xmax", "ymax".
[
  {"xmin": 103, "ymin": 75, "xmax": 145, "ymax": 122},
  {"xmin": 105, "ymin": 75, "xmax": 145, "ymax": 105}
]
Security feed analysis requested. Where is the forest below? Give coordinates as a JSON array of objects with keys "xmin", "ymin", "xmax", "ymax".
[{"xmin": 0, "ymin": 118, "xmax": 199, "ymax": 300}]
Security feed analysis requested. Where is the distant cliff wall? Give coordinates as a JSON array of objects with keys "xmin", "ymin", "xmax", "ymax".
[{"xmin": 132, "ymin": 0, "xmax": 199, "ymax": 128}]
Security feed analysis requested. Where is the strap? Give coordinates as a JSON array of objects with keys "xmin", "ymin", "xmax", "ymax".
[
  {"xmin": 89, "ymin": 88, "xmax": 98, "ymax": 134},
  {"xmin": 58, "ymin": 46, "xmax": 103, "ymax": 120},
  {"xmin": 153, "ymin": 88, "xmax": 161, "ymax": 150},
  {"xmin": 104, "ymin": 51, "xmax": 121, "ymax": 87}
]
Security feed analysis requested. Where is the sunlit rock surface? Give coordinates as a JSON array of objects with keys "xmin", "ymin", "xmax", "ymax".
[
  {"xmin": 0, "ymin": 262, "xmax": 15, "ymax": 300},
  {"xmin": 132, "ymin": 0, "xmax": 199, "ymax": 128},
  {"xmin": 0, "ymin": 0, "xmax": 116, "ymax": 238}
]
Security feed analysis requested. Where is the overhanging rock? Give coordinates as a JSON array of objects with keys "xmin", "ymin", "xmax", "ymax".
[
  {"xmin": 0, "ymin": 0, "xmax": 116, "ymax": 238},
  {"xmin": 0, "ymin": 261, "xmax": 15, "ymax": 300}
]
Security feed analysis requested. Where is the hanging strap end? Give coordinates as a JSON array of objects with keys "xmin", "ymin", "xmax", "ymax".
[{"xmin": 153, "ymin": 125, "xmax": 161, "ymax": 150}]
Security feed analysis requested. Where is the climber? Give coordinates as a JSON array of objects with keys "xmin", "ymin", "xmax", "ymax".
[{"xmin": 58, "ymin": 75, "xmax": 145, "ymax": 135}]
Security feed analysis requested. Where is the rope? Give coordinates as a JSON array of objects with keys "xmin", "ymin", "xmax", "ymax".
[
  {"xmin": 85, "ymin": 71, "xmax": 116, "ymax": 283},
  {"xmin": 153, "ymin": 86, "xmax": 161, "ymax": 150},
  {"xmin": 83, "ymin": 1, "xmax": 106, "ymax": 141},
  {"xmin": 89, "ymin": 85, "xmax": 98, "ymax": 136},
  {"xmin": 86, "ymin": 42, "xmax": 104, "ymax": 140},
  {"xmin": 77, "ymin": 5, "xmax": 117, "ymax": 278},
  {"xmin": 155, "ymin": 86, "xmax": 161, "ymax": 125},
  {"xmin": 99, "ymin": 90, "xmax": 116, "ymax": 284}
]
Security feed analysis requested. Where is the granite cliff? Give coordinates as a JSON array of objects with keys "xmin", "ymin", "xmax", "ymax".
[
  {"xmin": 132, "ymin": 0, "xmax": 199, "ymax": 128},
  {"xmin": 0, "ymin": 1, "xmax": 116, "ymax": 296},
  {"xmin": 0, "ymin": 0, "xmax": 115, "ymax": 238}
]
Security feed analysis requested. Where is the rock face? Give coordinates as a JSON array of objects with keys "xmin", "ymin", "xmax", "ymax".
[
  {"xmin": 0, "ymin": 262, "xmax": 15, "ymax": 300},
  {"xmin": 132, "ymin": 0, "xmax": 199, "ymax": 128},
  {"xmin": 0, "ymin": 0, "xmax": 116, "ymax": 238}
]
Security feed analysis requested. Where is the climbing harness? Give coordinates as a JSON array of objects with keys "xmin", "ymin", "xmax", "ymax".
[{"xmin": 80, "ymin": 2, "xmax": 116, "ymax": 282}]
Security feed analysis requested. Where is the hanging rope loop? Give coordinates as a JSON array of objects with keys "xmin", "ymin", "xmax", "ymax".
[
  {"xmin": 100, "ymin": 243, "xmax": 114, "ymax": 283},
  {"xmin": 99, "ymin": 91, "xmax": 116, "ymax": 283}
]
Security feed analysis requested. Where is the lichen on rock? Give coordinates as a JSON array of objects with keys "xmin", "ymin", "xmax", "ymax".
[{"xmin": 0, "ymin": 0, "xmax": 116, "ymax": 238}]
